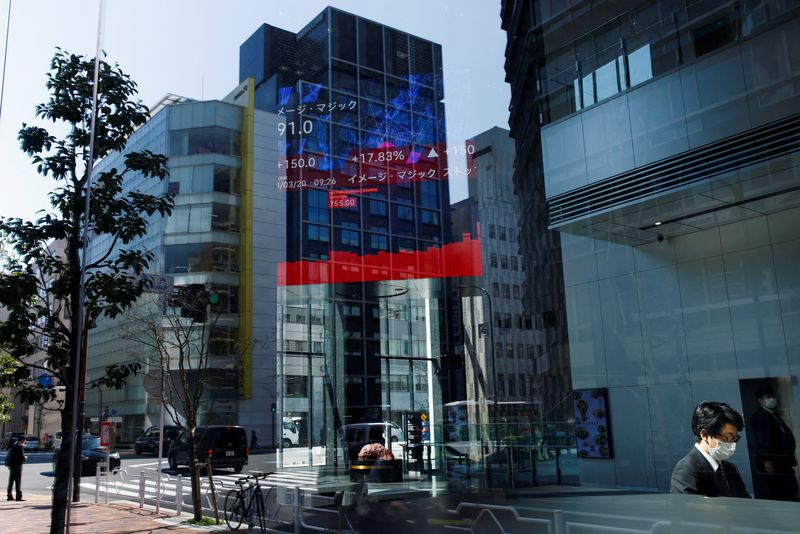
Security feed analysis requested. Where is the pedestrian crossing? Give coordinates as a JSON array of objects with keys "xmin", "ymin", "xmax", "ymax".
[
  {"xmin": 80, "ymin": 468, "xmax": 327, "ymax": 514},
  {"xmin": 80, "ymin": 469, "xmax": 260, "ymax": 512}
]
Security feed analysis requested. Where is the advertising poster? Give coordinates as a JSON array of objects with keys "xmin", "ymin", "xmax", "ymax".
[{"xmin": 573, "ymin": 388, "xmax": 612, "ymax": 459}]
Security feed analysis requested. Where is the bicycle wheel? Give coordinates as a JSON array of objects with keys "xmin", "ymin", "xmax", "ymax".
[{"xmin": 224, "ymin": 489, "xmax": 246, "ymax": 530}]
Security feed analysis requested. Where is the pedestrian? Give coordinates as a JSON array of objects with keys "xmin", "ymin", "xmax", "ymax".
[
  {"xmin": 250, "ymin": 430, "xmax": 258, "ymax": 451},
  {"xmin": 670, "ymin": 401, "xmax": 751, "ymax": 498},
  {"xmin": 4, "ymin": 434, "xmax": 27, "ymax": 501},
  {"xmin": 749, "ymin": 387, "xmax": 798, "ymax": 501}
]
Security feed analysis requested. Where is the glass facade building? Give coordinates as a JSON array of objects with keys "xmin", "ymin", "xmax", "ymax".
[
  {"xmin": 504, "ymin": 0, "xmax": 800, "ymax": 497},
  {"xmin": 239, "ymin": 8, "xmax": 489, "ymax": 475},
  {"xmin": 85, "ymin": 90, "xmax": 284, "ymax": 445}
]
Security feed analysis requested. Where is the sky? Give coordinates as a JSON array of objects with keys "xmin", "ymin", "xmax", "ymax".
[{"xmin": 0, "ymin": 0, "xmax": 511, "ymax": 222}]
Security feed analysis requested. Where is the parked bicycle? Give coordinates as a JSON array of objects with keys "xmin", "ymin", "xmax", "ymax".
[{"xmin": 224, "ymin": 471, "xmax": 275, "ymax": 532}]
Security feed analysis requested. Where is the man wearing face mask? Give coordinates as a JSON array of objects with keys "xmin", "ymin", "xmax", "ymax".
[
  {"xmin": 670, "ymin": 401, "xmax": 751, "ymax": 497},
  {"xmin": 749, "ymin": 387, "xmax": 798, "ymax": 500}
]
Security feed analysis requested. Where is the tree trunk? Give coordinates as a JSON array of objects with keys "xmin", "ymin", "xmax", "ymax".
[
  {"xmin": 50, "ymin": 386, "xmax": 76, "ymax": 534},
  {"xmin": 188, "ymin": 439, "xmax": 203, "ymax": 522}
]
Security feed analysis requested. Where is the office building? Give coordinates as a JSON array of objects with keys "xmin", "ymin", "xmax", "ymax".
[
  {"xmin": 239, "ymin": 8, "xmax": 484, "ymax": 471},
  {"xmin": 85, "ymin": 84, "xmax": 284, "ymax": 445},
  {"xmin": 503, "ymin": 0, "xmax": 800, "ymax": 491},
  {"xmin": 451, "ymin": 127, "xmax": 542, "ymax": 409}
]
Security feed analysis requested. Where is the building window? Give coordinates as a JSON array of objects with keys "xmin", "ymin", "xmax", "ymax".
[
  {"xmin": 395, "ymin": 237, "xmax": 415, "ymax": 252},
  {"xmin": 508, "ymin": 227, "xmax": 516, "ymax": 242},
  {"xmin": 517, "ymin": 343, "xmax": 524, "ymax": 359},
  {"xmin": 420, "ymin": 180, "xmax": 439, "ymax": 208},
  {"xmin": 369, "ymin": 200, "xmax": 387, "ymax": 216},
  {"xmin": 503, "ymin": 313, "xmax": 512, "ymax": 329},
  {"xmin": 370, "ymin": 233, "xmax": 388, "ymax": 251},
  {"xmin": 397, "ymin": 204, "xmax": 414, "ymax": 221},
  {"xmin": 340, "ymin": 228, "xmax": 360, "ymax": 247},
  {"xmin": 213, "ymin": 165, "xmax": 240, "ymax": 194},
  {"xmin": 524, "ymin": 316, "xmax": 533, "ymax": 330},
  {"xmin": 494, "ymin": 312, "xmax": 502, "ymax": 329},
  {"xmin": 306, "ymin": 189, "xmax": 329, "ymax": 223},
  {"xmin": 209, "ymin": 326, "xmax": 239, "ymax": 356},
  {"xmin": 511, "ymin": 256, "xmax": 518, "ymax": 271},
  {"xmin": 420, "ymin": 209, "xmax": 439, "ymax": 225},
  {"xmin": 499, "ymin": 226, "xmax": 507, "ymax": 241},
  {"xmin": 506, "ymin": 343, "xmax": 514, "ymax": 359},
  {"xmin": 164, "ymin": 243, "xmax": 239, "ymax": 274},
  {"xmin": 284, "ymin": 376, "xmax": 308, "ymax": 398},
  {"xmin": 502, "ymin": 284, "xmax": 510, "ymax": 299},
  {"xmin": 490, "ymin": 253, "xmax": 498, "ymax": 268},
  {"xmin": 211, "ymin": 204, "xmax": 239, "ymax": 233},
  {"xmin": 488, "ymin": 224, "xmax": 496, "ymax": 239},
  {"xmin": 492, "ymin": 282, "xmax": 500, "ymax": 298},
  {"xmin": 513, "ymin": 285, "xmax": 520, "ymax": 299},
  {"xmin": 500, "ymin": 255, "xmax": 508, "ymax": 269},
  {"xmin": 169, "ymin": 126, "xmax": 241, "ymax": 157},
  {"xmin": 307, "ymin": 224, "xmax": 329, "ymax": 242}
]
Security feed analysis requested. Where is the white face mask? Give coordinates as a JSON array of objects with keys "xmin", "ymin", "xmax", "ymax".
[
  {"xmin": 763, "ymin": 397, "xmax": 777, "ymax": 410},
  {"xmin": 708, "ymin": 438, "xmax": 736, "ymax": 461}
]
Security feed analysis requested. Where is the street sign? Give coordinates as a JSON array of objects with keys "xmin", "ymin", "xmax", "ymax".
[
  {"xmin": 141, "ymin": 274, "xmax": 174, "ymax": 294},
  {"xmin": 107, "ymin": 416, "xmax": 123, "ymax": 423},
  {"xmin": 100, "ymin": 421, "xmax": 112, "ymax": 447}
]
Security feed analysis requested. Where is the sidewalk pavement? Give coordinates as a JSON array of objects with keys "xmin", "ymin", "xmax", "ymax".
[{"xmin": 0, "ymin": 492, "xmax": 212, "ymax": 534}]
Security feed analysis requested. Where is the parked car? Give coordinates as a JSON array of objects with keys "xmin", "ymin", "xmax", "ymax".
[
  {"xmin": 22, "ymin": 436, "xmax": 40, "ymax": 452},
  {"xmin": 52, "ymin": 435, "xmax": 121, "ymax": 476},
  {"xmin": 167, "ymin": 426, "xmax": 248, "ymax": 473},
  {"xmin": 135, "ymin": 425, "xmax": 181, "ymax": 455},
  {"xmin": 1, "ymin": 432, "xmax": 24, "ymax": 450}
]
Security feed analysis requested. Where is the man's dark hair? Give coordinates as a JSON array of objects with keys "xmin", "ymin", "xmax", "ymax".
[
  {"xmin": 755, "ymin": 386, "xmax": 775, "ymax": 400},
  {"xmin": 691, "ymin": 401, "xmax": 743, "ymax": 441}
]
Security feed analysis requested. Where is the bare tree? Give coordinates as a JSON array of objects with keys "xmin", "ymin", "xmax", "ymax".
[{"xmin": 122, "ymin": 285, "xmax": 226, "ymax": 522}]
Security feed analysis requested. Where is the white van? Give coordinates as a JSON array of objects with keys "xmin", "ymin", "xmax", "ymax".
[{"xmin": 282, "ymin": 420, "xmax": 299, "ymax": 447}]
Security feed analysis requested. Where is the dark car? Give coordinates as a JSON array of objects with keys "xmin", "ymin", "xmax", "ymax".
[
  {"xmin": 1, "ymin": 432, "xmax": 25, "ymax": 450},
  {"xmin": 135, "ymin": 425, "xmax": 181, "ymax": 455},
  {"xmin": 52, "ymin": 435, "xmax": 121, "ymax": 476},
  {"xmin": 167, "ymin": 426, "xmax": 248, "ymax": 473}
]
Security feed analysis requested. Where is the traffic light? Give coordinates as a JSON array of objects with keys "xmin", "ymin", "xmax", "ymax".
[
  {"xmin": 179, "ymin": 284, "xmax": 207, "ymax": 322},
  {"xmin": 271, "ymin": 403, "xmax": 277, "ymax": 414}
]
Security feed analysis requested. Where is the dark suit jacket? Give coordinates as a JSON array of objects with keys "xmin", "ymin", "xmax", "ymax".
[
  {"xmin": 670, "ymin": 447, "xmax": 750, "ymax": 498},
  {"xmin": 5, "ymin": 442, "xmax": 25, "ymax": 469},
  {"xmin": 749, "ymin": 407, "xmax": 796, "ymax": 468}
]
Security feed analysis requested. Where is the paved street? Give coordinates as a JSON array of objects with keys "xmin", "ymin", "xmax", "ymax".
[{"xmin": 0, "ymin": 449, "xmax": 278, "ymax": 499}]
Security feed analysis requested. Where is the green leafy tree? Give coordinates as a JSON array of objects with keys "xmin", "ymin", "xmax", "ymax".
[{"xmin": 0, "ymin": 49, "xmax": 173, "ymax": 534}]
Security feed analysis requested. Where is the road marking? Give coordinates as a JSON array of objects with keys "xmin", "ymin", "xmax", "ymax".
[{"xmin": 128, "ymin": 461, "xmax": 160, "ymax": 467}]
